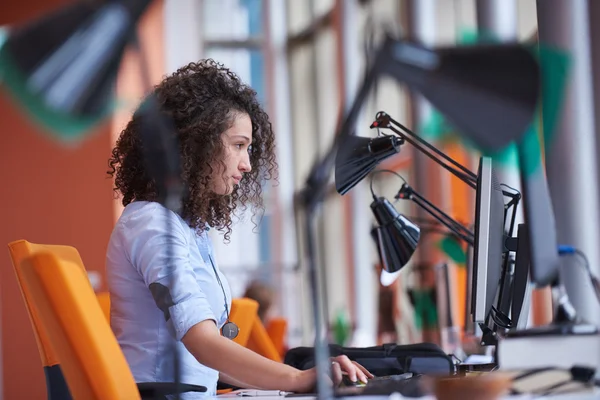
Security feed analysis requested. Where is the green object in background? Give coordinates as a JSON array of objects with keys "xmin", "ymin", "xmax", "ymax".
[
  {"xmin": 409, "ymin": 288, "xmax": 438, "ymax": 330},
  {"xmin": 437, "ymin": 235, "xmax": 467, "ymax": 265},
  {"xmin": 332, "ymin": 309, "xmax": 351, "ymax": 346},
  {"xmin": 420, "ymin": 110, "xmax": 455, "ymax": 142}
]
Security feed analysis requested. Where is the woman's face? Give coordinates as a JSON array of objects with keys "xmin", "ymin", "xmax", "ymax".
[{"xmin": 212, "ymin": 112, "xmax": 253, "ymax": 195}]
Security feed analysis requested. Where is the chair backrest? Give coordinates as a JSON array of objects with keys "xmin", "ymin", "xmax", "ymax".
[
  {"xmin": 247, "ymin": 316, "xmax": 282, "ymax": 362},
  {"xmin": 266, "ymin": 318, "xmax": 288, "ymax": 357},
  {"xmin": 229, "ymin": 298, "xmax": 259, "ymax": 347},
  {"xmin": 96, "ymin": 292, "xmax": 111, "ymax": 323},
  {"xmin": 7, "ymin": 240, "xmax": 86, "ymax": 368},
  {"xmin": 20, "ymin": 251, "xmax": 140, "ymax": 400},
  {"xmin": 229, "ymin": 298, "xmax": 281, "ymax": 361}
]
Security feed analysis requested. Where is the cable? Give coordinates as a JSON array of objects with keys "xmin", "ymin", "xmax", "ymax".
[
  {"xmin": 369, "ymin": 169, "xmax": 407, "ymax": 199},
  {"xmin": 489, "ymin": 305, "xmax": 512, "ymax": 329},
  {"xmin": 558, "ymin": 246, "xmax": 600, "ymax": 306},
  {"xmin": 500, "ymin": 183, "xmax": 521, "ymax": 195},
  {"xmin": 510, "ymin": 365, "xmax": 600, "ymax": 397}
]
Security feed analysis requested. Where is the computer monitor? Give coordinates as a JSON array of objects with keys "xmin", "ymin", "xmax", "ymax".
[
  {"xmin": 509, "ymin": 139, "xmax": 597, "ymax": 334},
  {"xmin": 471, "ymin": 156, "xmax": 506, "ymax": 324},
  {"xmin": 517, "ymin": 148, "xmax": 561, "ymax": 288},
  {"xmin": 510, "ymin": 223, "xmax": 532, "ymax": 330}
]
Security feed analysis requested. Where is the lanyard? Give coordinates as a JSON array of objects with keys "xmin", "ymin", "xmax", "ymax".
[{"xmin": 207, "ymin": 254, "xmax": 239, "ymax": 340}]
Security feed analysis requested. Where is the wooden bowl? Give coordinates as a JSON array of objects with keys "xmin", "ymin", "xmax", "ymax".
[{"xmin": 430, "ymin": 373, "xmax": 512, "ymax": 400}]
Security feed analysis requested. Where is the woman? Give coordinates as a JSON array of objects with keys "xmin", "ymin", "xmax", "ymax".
[{"xmin": 106, "ymin": 60, "xmax": 372, "ymax": 397}]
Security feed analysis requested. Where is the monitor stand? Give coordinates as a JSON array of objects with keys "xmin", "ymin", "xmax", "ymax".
[{"xmin": 506, "ymin": 281, "xmax": 598, "ymax": 338}]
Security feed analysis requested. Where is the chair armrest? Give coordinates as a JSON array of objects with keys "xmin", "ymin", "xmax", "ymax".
[
  {"xmin": 217, "ymin": 380, "xmax": 242, "ymax": 391},
  {"xmin": 137, "ymin": 382, "xmax": 207, "ymax": 399}
]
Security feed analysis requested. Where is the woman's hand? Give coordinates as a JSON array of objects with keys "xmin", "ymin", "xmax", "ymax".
[
  {"xmin": 330, "ymin": 355, "xmax": 374, "ymax": 385},
  {"xmin": 292, "ymin": 355, "xmax": 374, "ymax": 392}
]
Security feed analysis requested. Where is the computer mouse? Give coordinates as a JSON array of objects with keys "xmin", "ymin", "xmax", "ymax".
[{"xmin": 341, "ymin": 375, "xmax": 366, "ymax": 388}]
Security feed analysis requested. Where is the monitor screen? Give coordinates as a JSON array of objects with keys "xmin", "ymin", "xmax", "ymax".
[{"xmin": 471, "ymin": 156, "xmax": 506, "ymax": 324}]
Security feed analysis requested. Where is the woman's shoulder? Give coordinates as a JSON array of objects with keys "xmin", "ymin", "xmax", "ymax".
[{"xmin": 116, "ymin": 201, "xmax": 189, "ymax": 234}]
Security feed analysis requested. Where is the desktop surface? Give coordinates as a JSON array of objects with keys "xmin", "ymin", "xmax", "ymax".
[
  {"xmin": 283, "ymin": 373, "xmax": 426, "ymax": 398},
  {"xmin": 336, "ymin": 373, "xmax": 426, "ymax": 398}
]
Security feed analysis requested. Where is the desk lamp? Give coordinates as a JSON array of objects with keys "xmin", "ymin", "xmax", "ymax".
[
  {"xmin": 374, "ymin": 218, "xmax": 468, "ymax": 286},
  {"xmin": 0, "ymin": 0, "xmax": 155, "ymax": 142},
  {"xmin": 347, "ymin": 111, "xmax": 528, "ymax": 349},
  {"xmin": 0, "ymin": 1, "xmax": 189, "ymax": 399},
  {"xmin": 296, "ymin": 32, "xmax": 539, "ymax": 399}
]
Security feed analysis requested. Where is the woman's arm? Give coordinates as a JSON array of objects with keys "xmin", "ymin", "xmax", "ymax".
[
  {"xmin": 182, "ymin": 320, "xmax": 315, "ymax": 392},
  {"xmin": 218, "ymin": 373, "xmax": 261, "ymax": 390}
]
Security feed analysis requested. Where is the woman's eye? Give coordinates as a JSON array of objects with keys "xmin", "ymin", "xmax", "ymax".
[{"xmin": 235, "ymin": 143, "xmax": 244, "ymax": 149}]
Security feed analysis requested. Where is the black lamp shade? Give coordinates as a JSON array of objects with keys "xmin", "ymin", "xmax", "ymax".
[
  {"xmin": 371, "ymin": 197, "xmax": 420, "ymax": 273},
  {"xmin": 0, "ymin": 0, "xmax": 153, "ymax": 141},
  {"xmin": 335, "ymin": 135, "xmax": 402, "ymax": 195},
  {"xmin": 380, "ymin": 36, "xmax": 540, "ymax": 153}
]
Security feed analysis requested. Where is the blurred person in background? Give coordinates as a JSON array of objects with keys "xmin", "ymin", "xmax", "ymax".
[{"xmin": 244, "ymin": 279, "xmax": 276, "ymax": 323}]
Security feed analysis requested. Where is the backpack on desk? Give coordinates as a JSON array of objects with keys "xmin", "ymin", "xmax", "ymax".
[{"xmin": 284, "ymin": 343, "xmax": 455, "ymax": 377}]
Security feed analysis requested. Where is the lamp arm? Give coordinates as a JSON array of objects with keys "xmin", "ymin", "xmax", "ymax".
[
  {"xmin": 502, "ymin": 189, "xmax": 522, "ymax": 240},
  {"xmin": 405, "ymin": 216, "xmax": 461, "ymax": 235},
  {"xmin": 372, "ymin": 112, "xmax": 477, "ymax": 189},
  {"xmin": 398, "ymin": 184, "xmax": 474, "ymax": 246}
]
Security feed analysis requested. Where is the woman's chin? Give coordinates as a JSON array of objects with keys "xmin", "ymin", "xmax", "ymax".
[{"xmin": 212, "ymin": 185, "xmax": 235, "ymax": 196}]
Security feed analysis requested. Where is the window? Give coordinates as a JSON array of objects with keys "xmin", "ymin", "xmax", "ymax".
[{"xmin": 201, "ymin": 0, "xmax": 272, "ymax": 298}]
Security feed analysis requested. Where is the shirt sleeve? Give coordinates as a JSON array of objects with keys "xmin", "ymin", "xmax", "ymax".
[{"xmin": 123, "ymin": 204, "xmax": 216, "ymax": 341}]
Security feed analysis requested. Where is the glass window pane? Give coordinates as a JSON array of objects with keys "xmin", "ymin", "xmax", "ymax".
[
  {"xmin": 312, "ymin": 0, "xmax": 334, "ymax": 19},
  {"xmin": 288, "ymin": 44, "xmax": 318, "ymax": 189},
  {"xmin": 314, "ymin": 28, "xmax": 339, "ymax": 156},
  {"xmin": 203, "ymin": 0, "xmax": 263, "ymax": 40},
  {"xmin": 204, "ymin": 47, "xmax": 266, "ymax": 105},
  {"xmin": 287, "ymin": 0, "xmax": 312, "ymax": 35},
  {"xmin": 517, "ymin": 0, "xmax": 538, "ymax": 40}
]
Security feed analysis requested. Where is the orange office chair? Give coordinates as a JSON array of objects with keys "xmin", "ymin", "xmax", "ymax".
[
  {"xmin": 8, "ymin": 240, "xmax": 86, "ymax": 399},
  {"xmin": 19, "ymin": 251, "xmax": 206, "ymax": 400},
  {"xmin": 266, "ymin": 318, "xmax": 288, "ymax": 358},
  {"xmin": 8, "ymin": 239, "xmax": 111, "ymax": 399},
  {"xmin": 96, "ymin": 292, "xmax": 111, "ymax": 323},
  {"xmin": 247, "ymin": 317, "xmax": 282, "ymax": 362},
  {"xmin": 229, "ymin": 298, "xmax": 281, "ymax": 362},
  {"xmin": 229, "ymin": 298, "xmax": 260, "ymax": 347},
  {"xmin": 7, "ymin": 240, "xmax": 111, "ymax": 320}
]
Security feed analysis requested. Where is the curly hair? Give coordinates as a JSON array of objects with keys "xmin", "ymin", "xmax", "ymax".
[{"xmin": 108, "ymin": 60, "xmax": 277, "ymax": 241}]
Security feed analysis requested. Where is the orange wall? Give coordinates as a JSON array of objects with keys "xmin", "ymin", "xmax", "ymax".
[{"xmin": 0, "ymin": 1, "xmax": 164, "ymax": 399}]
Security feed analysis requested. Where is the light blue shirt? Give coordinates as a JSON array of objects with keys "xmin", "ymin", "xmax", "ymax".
[{"xmin": 106, "ymin": 201, "xmax": 232, "ymax": 398}]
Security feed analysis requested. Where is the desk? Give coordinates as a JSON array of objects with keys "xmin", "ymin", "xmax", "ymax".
[{"xmin": 218, "ymin": 389, "xmax": 600, "ymax": 399}]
